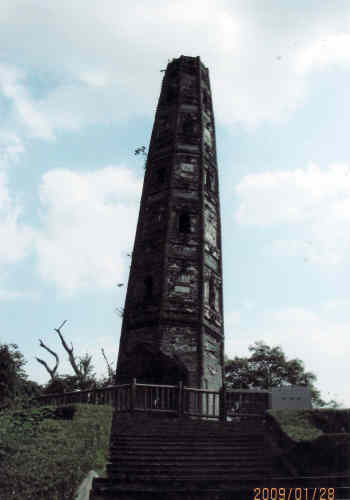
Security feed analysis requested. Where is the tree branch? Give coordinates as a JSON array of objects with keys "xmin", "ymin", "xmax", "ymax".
[
  {"xmin": 101, "ymin": 348, "xmax": 114, "ymax": 382},
  {"xmin": 53, "ymin": 320, "xmax": 82, "ymax": 381},
  {"xmin": 36, "ymin": 338, "xmax": 59, "ymax": 380}
]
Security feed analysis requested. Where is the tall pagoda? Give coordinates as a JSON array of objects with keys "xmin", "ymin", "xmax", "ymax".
[{"xmin": 116, "ymin": 55, "xmax": 224, "ymax": 391}]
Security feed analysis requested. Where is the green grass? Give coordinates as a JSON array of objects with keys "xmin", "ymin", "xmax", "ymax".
[
  {"xmin": 267, "ymin": 409, "xmax": 323, "ymax": 441},
  {"xmin": 266, "ymin": 409, "xmax": 350, "ymax": 474},
  {"xmin": 267, "ymin": 408, "xmax": 350, "ymax": 442},
  {"xmin": 0, "ymin": 404, "xmax": 113, "ymax": 500}
]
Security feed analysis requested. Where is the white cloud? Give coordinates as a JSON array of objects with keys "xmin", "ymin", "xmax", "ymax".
[
  {"xmin": 0, "ymin": 171, "xmax": 33, "ymax": 263},
  {"xmin": 79, "ymin": 70, "xmax": 109, "ymax": 88},
  {"xmin": 35, "ymin": 165, "xmax": 142, "ymax": 295},
  {"xmin": 36, "ymin": 81, "xmax": 143, "ymax": 133},
  {"xmin": 235, "ymin": 163, "xmax": 350, "ymax": 266},
  {"xmin": 225, "ymin": 310, "xmax": 241, "ymax": 329},
  {"xmin": 0, "ymin": 131, "xmax": 24, "ymax": 168},
  {"xmin": 323, "ymin": 298, "xmax": 350, "ymax": 311},
  {"xmin": 0, "ymin": 135, "xmax": 34, "ymax": 296},
  {"xmin": 296, "ymin": 32, "xmax": 350, "ymax": 75},
  {"xmin": 0, "ymin": 289, "xmax": 38, "ymax": 300},
  {"xmin": 0, "ymin": 64, "xmax": 54, "ymax": 140},
  {"xmin": 1, "ymin": 1, "xmax": 349, "ymax": 132}
]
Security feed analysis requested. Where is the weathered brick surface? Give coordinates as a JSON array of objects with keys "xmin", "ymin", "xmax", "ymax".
[{"xmin": 116, "ymin": 56, "xmax": 224, "ymax": 391}]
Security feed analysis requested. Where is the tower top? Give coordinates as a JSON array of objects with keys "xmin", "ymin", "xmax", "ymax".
[{"xmin": 166, "ymin": 55, "xmax": 208, "ymax": 70}]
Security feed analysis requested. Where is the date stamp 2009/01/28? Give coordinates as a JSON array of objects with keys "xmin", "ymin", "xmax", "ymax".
[{"xmin": 253, "ymin": 488, "xmax": 336, "ymax": 500}]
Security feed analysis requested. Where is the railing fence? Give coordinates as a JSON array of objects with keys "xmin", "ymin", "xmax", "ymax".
[{"xmin": 32, "ymin": 380, "xmax": 269, "ymax": 421}]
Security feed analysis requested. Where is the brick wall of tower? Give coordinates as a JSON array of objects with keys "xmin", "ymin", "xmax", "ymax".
[
  {"xmin": 116, "ymin": 56, "xmax": 224, "ymax": 390},
  {"xmin": 200, "ymin": 61, "xmax": 224, "ymax": 391}
]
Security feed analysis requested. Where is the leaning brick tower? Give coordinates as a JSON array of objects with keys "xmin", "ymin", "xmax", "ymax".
[{"xmin": 116, "ymin": 55, "xmax": 224, "ymax": 391}]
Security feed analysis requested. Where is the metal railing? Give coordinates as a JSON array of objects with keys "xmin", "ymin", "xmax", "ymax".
[
  {"xmin": 225, "ymin": 389, "xmax": 270, "ymax": 419},
  {"xmin": 32, "ymin": 380, "xmax": 268, "ymax": 421},
  {"xmin": 183, "ymin": 387, "xmax": 221, "ymax": 419},
  {"xmin": 133, "ymin": 382, "xmax": 178, "ymax": 413},
  {"xmin": 33, "ymin": 385, "xmax": 120, "ymax": 407}
]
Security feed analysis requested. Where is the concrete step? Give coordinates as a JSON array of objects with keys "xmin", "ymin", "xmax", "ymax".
[
  {"xmin": 111, "ymin": 458, "xmax": 270, "ymax": 464},
  {"xmin": 114, "ymin": 433, "xmax": 264, "ymax": 443},
  {"xmin": 107, "ymin": 463, "xmax": 272, "ymax": 473},
  {"xmin": 110, "ymin": 420, "xmax": 265, "ymax": 433},
  {"xmin": 110, "ymin": 463, "xmax": 272, "ymax": 471},
  {"xmin": 113, "ymin": 436, "xmax": 263, "ymax": 442},
  {"xmin": 106, "ymin": 471, "xmax": 273, "ymax": 482},
  {"xmin": 110, "ymin": 443, "xmax": 264, "ymax": 453},
  {"xmin": 110, "ymin": 458, "xmax": 267, "ymax": 467},
  {"xmin": 110, "ymin": 428, "xmax": 265, "ymax": 437},
  {"xmin": 110, "ymin": 456, "xmax": 266, "ymax": 465},
  {"xmin": 106, "ymin": 457, "xmax": 272, "ymax": 468},
  {"xmin": 111, "ymin": 442, "xmax": 264, "ymax": 450},
  {"xmin": 112, "ymin": 436, "xmax": 265, "ymax": 445},
  {"xmin": 110, "ymin": 449, "xmax": 264, "ymax": 459},
  {"xmin": 107, "ymin": 464, "xmax": 269, "ymax": 474},
  {"xmin": 110, "ymin": 450, "xmax": 264, "ymax": 459},
  {"xmin": 108, "ymin": 456, "xmax": 266, "ymax": 468},
  {"xmin": 112, "ymin": 440, "xmax": 264, "ymax": 448},
  {"xmin": 112, "ymin": 450, "xmax": 268, "ymax": 458}
]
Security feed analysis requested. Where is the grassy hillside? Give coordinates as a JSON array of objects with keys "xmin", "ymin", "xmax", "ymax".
[
  {"xmin": 267, "ymin": 408, "xmax": 350, "ymax": 441},
  {"xmin": 266, "ymin": 408, "xmax": 350, "ymax": 474},
  {"xmin": 0, "ymin": 404, "xmax": 113, "ymax": 500}
]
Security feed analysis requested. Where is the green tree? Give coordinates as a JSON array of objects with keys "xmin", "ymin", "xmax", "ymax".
[
  {"xmin": 0, "ymin": 343, "xmax": 36, "ymax": 406},
  {"xmin": 225, "ymin": 341, "xmax": 339, "ymax": 408},
  {"xmin": 43, "ymin": 374, "xmax": 83, "ymax": 394},
  {"xmin": 20, "ymin": 379, "xmax": 42, "ymax": 400},
  {"xmin": 0, "ymin": 343, "xmax": 18, "ymax": 404}
]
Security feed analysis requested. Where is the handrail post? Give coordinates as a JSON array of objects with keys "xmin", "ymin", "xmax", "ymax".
[
  {"xmin": 130, "ymin": 378, "xmax": 137, "ymax": 413},
  {"xmin": 177, "ymin": 381, "xmax": 183, "ymax": 417},
  {"xmin": 114, "ymin": 386, "xmax": 118, "ymax": 409},
  {"xmin": 220, "ymin": 384, "xmax": 227, "ymax": 422}
]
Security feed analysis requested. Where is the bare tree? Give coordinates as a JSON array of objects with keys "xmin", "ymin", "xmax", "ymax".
[
  {"xmin": 53, "ymin": 320, "xmax": 95, "ymax": 389},
  {"xmin": 35, "ymin": 339, "xmax": 59, "ymax": 381},
  {"xmin": 77, "ymin": 353, "xmax": 95, "ymax": 385},
  {"xmin": 101, "ymin": 348, "xmax": 115, "ymax": 384},
  {"xmin": 36, "ymin": 320, "xmax": 95, "ymax": 390},
  {"xmin": 53, "ymin": 320, "xmax": 81, "ymax": 382}
]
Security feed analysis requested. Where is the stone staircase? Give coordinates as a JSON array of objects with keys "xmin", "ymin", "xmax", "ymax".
[
  {"xmin": 106, "ymin": 416, "xmax": 274, "ymax": 483},
  {"xmin": 90, "ymin": 414, "xmax": 350, "ymax": 499},
  {"xmin": 90, "ymin": 414, "xmax": 291, "ymax": 499}
]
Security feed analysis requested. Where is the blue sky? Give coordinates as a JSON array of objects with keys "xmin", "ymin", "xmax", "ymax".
[{"xmin": 1, "ymin": 0, "xmax": 349, "ymax": 407}]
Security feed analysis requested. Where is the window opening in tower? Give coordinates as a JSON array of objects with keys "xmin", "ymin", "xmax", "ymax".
[
  {"xmin": 179, "ymin": 213, "xmax": 191, "ymax": 233},
  {"xmin": 156, "ymin": 168, "xmax": 165, "ymax": 184},
  {"xmin": 144, "ymin": 276, "xmax": 153, "ymax": 299}
]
